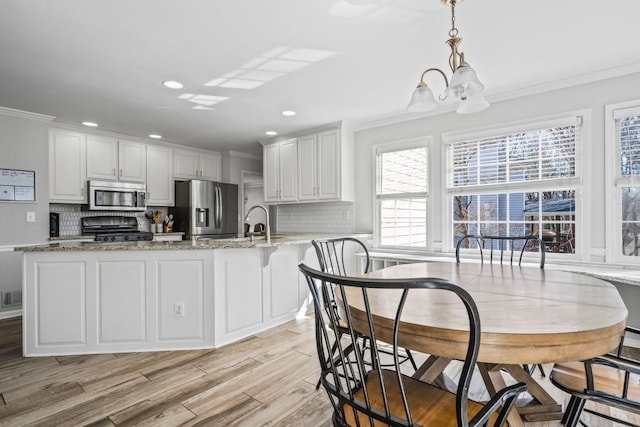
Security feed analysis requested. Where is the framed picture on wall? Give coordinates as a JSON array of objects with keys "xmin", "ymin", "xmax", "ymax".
[{"xmin": 0, "ymin": 168, "xmax": 35, "ymax": 202}]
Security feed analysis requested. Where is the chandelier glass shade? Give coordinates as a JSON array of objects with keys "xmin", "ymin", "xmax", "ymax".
[{"xmin": 407, "ymin": 0, "xmax": 489, "ymax": 114}]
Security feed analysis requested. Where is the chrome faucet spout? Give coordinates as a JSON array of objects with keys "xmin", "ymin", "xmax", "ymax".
[{"xmin": 244, "ymin": 204, "xmax": 271, "ymax": 244}]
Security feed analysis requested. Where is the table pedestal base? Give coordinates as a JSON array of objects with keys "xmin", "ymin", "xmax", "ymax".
[{"xmin": 413, "ymin": 356, "xmax": 564, "ymax": 427}]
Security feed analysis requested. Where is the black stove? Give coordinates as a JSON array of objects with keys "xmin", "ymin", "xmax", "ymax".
[{"xmin": 82, "ymin": 216, "xmax": 153, "ymax": 242}]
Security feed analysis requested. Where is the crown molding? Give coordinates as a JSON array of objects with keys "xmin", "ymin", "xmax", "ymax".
[
  {"xmin": 258, "ymin": 121, "xmax": 343, "ymax": 146},
  {"xmin": 354, "ymin": 62, "xmax": 640, "ymax": 133},
  {"xmin": 227, "ymin": 150, "xmax": 262, "ymax": 161},
  {"xmin": 0, "ymin": 106, "xmax": 55, "ymax": 123}
]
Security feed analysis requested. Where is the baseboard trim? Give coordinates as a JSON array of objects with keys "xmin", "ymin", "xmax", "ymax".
[{"xmin": 0, "ymin": 309, "xmax": 22, "ymax": 320}]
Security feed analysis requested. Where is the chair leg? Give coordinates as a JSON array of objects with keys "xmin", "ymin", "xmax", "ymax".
[
  {"xmin": 523, "ymin": 363, "xmax": 546, "ymax": 377},
  {"xmin": 406, "ymin": 349, "xmax": 418, "ymax": 371},
  {"xmin": 563, "ymin": 396, "xmax": 585, "ymax": 427}
]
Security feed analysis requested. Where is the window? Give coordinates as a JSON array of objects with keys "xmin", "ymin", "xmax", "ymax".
[
  {"xmin": 607, "ymin": 102, "xmax": 640, "ymax": 262},
  {"xmin": 445, "ymin": 116, "xmax": 583, "ymax": 256},
  {"xmin": 375, "ymin": 141, "xmax": 428, "ymax": 248}
]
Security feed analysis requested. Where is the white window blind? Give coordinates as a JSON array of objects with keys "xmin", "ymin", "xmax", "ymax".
[
  {"xmin": 376, "ymin": 145, "xmax": 428, "ymax": 248},
  {"xmin": 450, "ymin": 124, "xmax": 577, "ymax": 189}
]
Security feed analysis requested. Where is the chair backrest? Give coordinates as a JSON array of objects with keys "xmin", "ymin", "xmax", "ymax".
[
  {"xmin": 311, "ymin": 237, "xmax": 370, "ymax": 276},
  {"xmin": 298, "ymin": 262, "xmax": 482, "ymax": 426},
  {"xmin": 455, "ymin": 234, "xmax": 545, "ymax": 268}
]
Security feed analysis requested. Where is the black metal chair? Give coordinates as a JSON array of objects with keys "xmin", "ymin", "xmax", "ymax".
[
  {"xmin": 455, "ymin": 234, "xmax": 546, "ymax": 269},
  {"xmin": 311, "ymin": 237, "xmax": 417, "ymax": 386},
  {"xmin": 456, "ymin": 234, "xmax": 546, "ymax": 377},
  {"xmin": 299, "ymin": 262, "xmax": 527, "ymax": 426},
  {"xmin": 550, "ymin": 326, "xmax": 640, "ymax": 426}
]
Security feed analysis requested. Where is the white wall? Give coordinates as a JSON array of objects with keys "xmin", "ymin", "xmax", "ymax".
[
  {"xmin": 0, "ymin": 110, "xmax": 51, "ymax": 245},
  {"xmin": 0, "ymin": 109, "xmax": 52, "ymax": 315},
  {"xmin": 221, "ymin": 151, "xmax": 262, "ymax": 185}
]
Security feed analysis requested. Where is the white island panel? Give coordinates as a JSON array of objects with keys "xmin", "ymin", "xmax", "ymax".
[
  {"xmin": 267, "ymin": 246, "xmax": 301, "ymax": 321},
  {"xmin": 214, "ymin": 248, "xmax": 263, "ymax": 347},
  {"xmin": 35, "ymin": 261, "xmax": 86, "ymax": 346},
  {"xmin": 97, "ymin": 260, "xmax": 146, "ymax": 344},
  {"xmin": 157, "ymin": 259, "xmax": 204, "ymax": 341}
]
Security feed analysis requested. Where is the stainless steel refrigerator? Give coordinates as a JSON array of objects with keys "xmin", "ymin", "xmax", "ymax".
[{"xmin": 169, "ymin": 180, "xmax": 239, "ymax": 240}]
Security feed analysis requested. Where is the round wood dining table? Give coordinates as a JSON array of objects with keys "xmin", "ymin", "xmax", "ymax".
[{"xmin": 343, "ymin": 261, "xmax": 628, "ymax": 425}]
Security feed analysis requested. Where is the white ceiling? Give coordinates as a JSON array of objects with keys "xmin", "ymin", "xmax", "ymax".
[{"xmin": 2, "ymin": 0, "xmax": 640, "ymax": 156}]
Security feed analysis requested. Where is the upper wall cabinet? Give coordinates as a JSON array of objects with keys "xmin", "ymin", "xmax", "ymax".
[
  {"xmin": 174, "ymin": 150, "xmax": 221, "ymax": 182},
  {"xmin": 298, "ymin": 129, "xmax": 341, "ymax": 201},
  {"xmin": 263, "ymin": 122, "xmax": 354, "ymax": 204},
  {"xmin": 264, "ymin": 138, "xmax": 298, "ymax": 203},
  {"xmin": 49, "ymin": 129, "xmax": 87, "ymax": 203},
  {"xmin": 86, "ymin": 136, "xmax": 146, "ymax": 183},
  {"xmin": 146, "ymin": 145, "xmax": 174, "ymax": 206}
]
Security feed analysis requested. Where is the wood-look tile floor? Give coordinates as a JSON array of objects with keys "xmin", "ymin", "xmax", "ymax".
[{"xmin": 0, "ymin": 316, "xmax": 637, "ymax": 427}]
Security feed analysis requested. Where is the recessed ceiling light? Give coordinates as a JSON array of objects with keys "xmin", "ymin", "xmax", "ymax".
[
  {"xmin": 162, "ymin": 80, "xmax": 184, "ymax": 89},
  {"xmin": 149, "ymin": 134, "xmax": 162, "ymax": 139},
  {"xmin": 281, "ymin": 110, "xmax": 296, "ymax": 117},
  {"xmin": 265, "ymin": 131, "xmax": 278, "ymax": 136},
  {"xmin": 82, "ymin": 121, "xmax": 98, "ymax": 127}
]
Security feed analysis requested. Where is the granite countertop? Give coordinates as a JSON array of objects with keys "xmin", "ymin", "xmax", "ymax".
[{"xmin": 18, "ymin": 233, "xmax": 371, "ymax": 252}]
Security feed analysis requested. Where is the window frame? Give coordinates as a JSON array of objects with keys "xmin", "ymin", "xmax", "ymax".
[
  {"xmin": 605, "ymin": 100, "xmax": 640, "ymax": 264},
  {"xmin": 441, "ymin": 111, "xmax": 589, "ymax": 262},
  {"xmin": 372, "ymin": 137, "xmax": 431, "ymax": 251}
]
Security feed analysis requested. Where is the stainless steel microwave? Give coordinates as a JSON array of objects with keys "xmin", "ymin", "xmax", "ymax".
[{"xmin": 88, "ymin": 180, "xmax": 147, "ymax": 211}]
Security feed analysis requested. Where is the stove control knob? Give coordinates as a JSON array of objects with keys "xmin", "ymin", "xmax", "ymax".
[{"xmin": 110, "ymin": 236, "xmax": 117, "ymax": 242}]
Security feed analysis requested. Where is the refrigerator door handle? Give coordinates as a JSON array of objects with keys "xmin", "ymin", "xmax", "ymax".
[{"xmin": 216, "ymin": 186, "xmax": 222, "ymax": 229}]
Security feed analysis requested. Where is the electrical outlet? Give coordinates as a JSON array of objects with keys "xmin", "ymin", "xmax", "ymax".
[
  {"xmin": 174, "ymin": 302, "xmax": 185, "ymax": 318},
  {"xmin": 26, "ymin": 211, "xmax": 36, "ymax": 223}
]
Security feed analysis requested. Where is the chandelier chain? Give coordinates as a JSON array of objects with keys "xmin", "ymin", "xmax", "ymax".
[{"xmin": 449, "ymin": 0, "xmax": 458, "ymax": 38}]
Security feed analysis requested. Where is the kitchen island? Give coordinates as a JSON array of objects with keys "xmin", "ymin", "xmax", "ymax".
[{"xmin": 19, "ymin": 233, "xmax": 368, "ymax": 356}]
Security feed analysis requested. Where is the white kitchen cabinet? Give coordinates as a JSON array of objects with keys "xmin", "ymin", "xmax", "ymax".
[
  {"xmin": 23, "ymin": 250, "xmax": 214, "ymax": 356},
  {"xmin": 263, "ymin": 122, "xmax": 354, "ymax": 204},
  {"xmin": 49, "ymin": 129, "xmax": 87, "ymax": 203},
  {"xmin": 146, "ymin": 145, "xmax": 174, "ymax": 206},
  {"xmin": 174, "ymin": 149, "xmax": 221, "ymax": 181},
  {"xmin": 118, "ymin": 140, "xmax": 147, "ymax": 182},
  {"xmin": 298, "ymin": 129, "xmax": 340, "ymax": 201},
  {"xmin": 86, "ymin": 136, "xmax": 146, "ymax": 183},
  {"xmin": 263, "ymin": 138, "xmax": 297, "ymax": 203}
]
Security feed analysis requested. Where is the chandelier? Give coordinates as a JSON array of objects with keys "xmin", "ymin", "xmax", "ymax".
[{"xmin": 407, "ymin": 0, "xmax": 489, "ymax": 115}]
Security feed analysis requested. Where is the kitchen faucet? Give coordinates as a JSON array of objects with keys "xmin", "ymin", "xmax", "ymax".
[{"xmin": 244, "ymin": 204, "xmax": 270, "ymax": 244}]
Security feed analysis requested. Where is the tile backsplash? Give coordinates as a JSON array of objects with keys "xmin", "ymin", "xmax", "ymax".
[
  {"xmin": 50, "ymin": 204, "xmax": 166, "ymax": 236},
  {"xmin": 275, "ymin": 201, "xmax": 354, "ymax": 233}
]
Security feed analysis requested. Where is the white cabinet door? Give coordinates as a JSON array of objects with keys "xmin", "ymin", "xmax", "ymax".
[
  {"xmin": 199, "ymin": 152, "xmax": 221, "ymax": 181},
  {"xmin": 146, "ymin": 145, "xmax": 174, "ymax": 206},
  {"xmin": 279, "ymin": 139, "xmax": 298, "ymax": 201},
  {"xmin": 86, "ymin": 135, "xmax": 118, "ymax": 180},
  {"xmin": 297, "ymin": 134, "xmax": 317, "ymax": 201},
  {"xmin": 118, "ymin": 140, "xmax": 146, "ymax": 183},
  {"xmin": 174, "ymin": 149, "xmax": 199, "ymax": 179},
  {"xmin": 317, "ymin": 129, "xmax": 340, "ymax": 199},
  {"xmin": 49, "ymin": 129, "xmax": 87, "ymax": 202},
  {"xmin": 174, "ymin": 149, "xmax": 221, "ymax": 180},
  {"xmin": 264, "ymin": 143, "xmax": 281, "ymax": 202}
]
